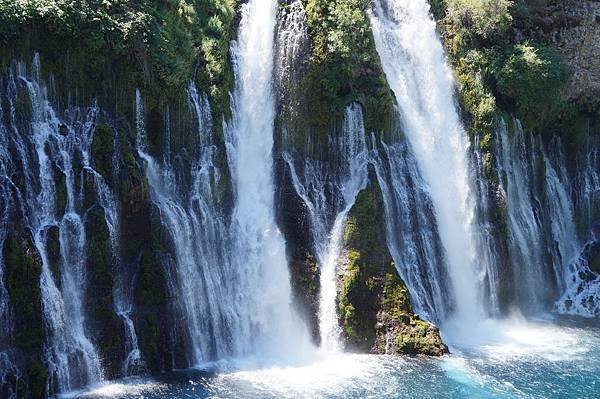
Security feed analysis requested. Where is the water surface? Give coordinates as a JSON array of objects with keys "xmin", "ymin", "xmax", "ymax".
[{"xmin": 68, "ymin": 317, "xmax": 600, "ymax": 399}]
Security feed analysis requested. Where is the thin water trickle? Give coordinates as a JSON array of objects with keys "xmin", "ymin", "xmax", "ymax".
[{"xmin": 283, "ymin": 104, "xmax": 369, "ymax": 352}]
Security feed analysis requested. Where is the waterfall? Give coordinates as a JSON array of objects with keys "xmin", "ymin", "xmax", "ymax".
[
  {"xmin": 0, "ymin": 93, "xmax": 18, "ymax": 394},
  {"xmin": 371, "ymin": 0, "xmax": 485, "ymax": 324},
  {"xmin": 370, "ymin": 138, "xmax": 450, "ymax": 322},
  {"xmin": 137, "ymin": 2, "xmax": 313, "ymax": 361},
  {"xmin": 495, "ymin": 120, "xmax": 554, "ymax": 309},
  {"xmin": 136, "ymin": 87, "xmax": 241, "ymax": 363},
  {"xmin": 225, "ymin": 0, "xmax": 312, "ymax": 359},
  {"xmin": 0, "ymin": 56, "xmax": 105, "ymax": 393},
  {"xmin": 496, "ymin": 120, "xmax": 600, "ymax": 316},
  {"xmin": 283, "ymin": 104, "xmax": 369, "ymax": 352}
]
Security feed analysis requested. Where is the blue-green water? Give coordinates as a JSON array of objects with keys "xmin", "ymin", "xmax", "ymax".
[{"xmin": 65, "ymin": 318, "xmax": 600, "ymax": 399}]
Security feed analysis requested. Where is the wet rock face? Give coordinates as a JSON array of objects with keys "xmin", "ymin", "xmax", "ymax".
[
  {"xmin": 515, "ymin": 0, "xmax": 600, "ymax": 99},
  {"xmin": 274, "ymin": 157, "xmax": 321, "ymax": 344},
  {"xmin": 337, "ymin": 174, "xmax": 447, "ymax": 356}
]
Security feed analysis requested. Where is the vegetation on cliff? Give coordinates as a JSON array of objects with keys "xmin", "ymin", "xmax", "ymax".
[
  {"xmin": 0, "ymin": 0, "xmax": 236, "ymax": 117},
  {"xmin": 338, "ymin": 178, "xmax": 447, "ymax": 355},
  {"xmin": 304, "ymin": 0, "xmax": 393, "ymax": 134},
  {"xmin": 433, "ymin": 0, "xmax": 597, "ymax": 139}
]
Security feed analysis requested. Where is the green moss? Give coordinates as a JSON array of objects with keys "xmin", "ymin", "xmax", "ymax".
[
  {"xmin": 135, "ymin": 250, "xmax": 168, "ymax": 307},
  {"xmin": 381, "ymin": 267, "xmax": 411, "ymax": 319},
  {"xmin": 27, "ymin": 361, "xmax": 47, "ymax": 399},
  {"xmin": 91, "ymin": 123, "xmax": 115, "ymax": 178},
  {"xmin": 338, "ymin": 251, "xmax": 362, "ymax": 340},
  {"xmin": 343, "ymin": 187, "xmax": 383, "ymax": 258},
  {"xmin": 338, "ymin": 180, "xmax": 447, "ymax": 355},
  {"xmin": 3, "ymin": 233, "xmax": 44, "ymax": 353},
  {"xmin": 85, "ymin": 207, "xmax": 126, "ymax": 377}
]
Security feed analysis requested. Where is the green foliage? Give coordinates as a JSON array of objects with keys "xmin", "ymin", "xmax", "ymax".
[
  {"xmin": 494, "ymin": 42, "xmax": 567, "ymax": 128},
  {"xmin": 304, "ymin": 0, "xmax": 393, "ymax": 134},
  {"xmin": 445, "ymin": 0, "xmax": 513, "ymax": 44},
  {"xmin": 0, "ymin": 0, "xmax": 236, "ymax": 116}
]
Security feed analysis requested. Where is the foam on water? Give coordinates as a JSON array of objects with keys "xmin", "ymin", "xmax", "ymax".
[{"xmin": 69, "ymin": 322, "xmax": 600, "ymax": 399}]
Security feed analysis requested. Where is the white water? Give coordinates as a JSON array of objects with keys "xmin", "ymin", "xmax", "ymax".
[
  {"xmin": 371, "ymin": 0, "xmax": 484, "ymax": 325},
  {"xmin": 495, "ymin": 120, "xmax": 600, "ymax": 316},
  {"xmin": 0, "ymin": 56, "xmax": 105, "ymax": 393},
  {"xmin": 136, "ymin": 86, "xmax": 243, "ymax": 362},
  {"xmin": 283, "ymin": 104, "xmax": 369, "ymax": 352},
  {"xmin": 136, "ymin": 0, "xmax": 312, "ymax": 365},
  {"xmin": 225, "ymin": 0, "xmax": 312, "ymax": 359},
  {"xmin": 370, "ymin": 138, "xmax": 450, "ymax": 322}
]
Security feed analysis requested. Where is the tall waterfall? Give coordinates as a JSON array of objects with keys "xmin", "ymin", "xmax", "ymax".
[
  {"xmin": 0, "ymin": 56, "xmax": 106, "ymax": 392},
  {"xmin": 284, "ymin": 104, "xmax": 369, "ymax": 352},
  {"xmin": 136, "ymin": 85, "xmax": 243, "ymax": 363},
  {"xmin": 371, "ymin": 0, "xmax": 485, "ymax": 323},
  {"xmin": 226, "ymin": 0, "xmax": 311, "ymax": 359},
  {"xmin": 137, "ymin": 0, "xmax": 311, "ymax": 364}
]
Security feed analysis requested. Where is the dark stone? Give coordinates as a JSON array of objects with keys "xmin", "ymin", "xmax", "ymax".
[
  {"xmin": 274, "ymin": 156, "xmax": 321, "ymax": 344},
  {"xmin": 58, "ymin": 124, "xmax": 68, "ymax": 136},
  {"xmin": 84, "ymin": 206, "xmax": 125, "ymax": 379}
]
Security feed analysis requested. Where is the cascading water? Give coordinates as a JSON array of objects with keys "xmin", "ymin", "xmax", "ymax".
[
  {"xmin": 496, "ymin": 120, "xmax": 600, "ymax": 316},
  {"xmin": 136, "ymin": 0, "xmax": 313, "ymax": 361},
  {"xmin": 136, "ymin": 86, "xmax": 241, "ymax": 363},
  {"xmin": 225, "ymin": 0, "xmax": 312, "ymax": 359},
  {"xmin": 91, "ymin": 153, "xmax": 144, "ymax": 375},
  {"xmin": 495, "ymin": 120, "xmax": 553, "ymax": 309},
  {"xmin": 0, "ymin": 56, "xmax": 105, "ymax": 393},
  {"xmin": 370, "ymin": 137, "xmax": 450, "ymax": 322},
  {"xmin": 283, "ymin": 104, "xmax": 369, "ymax": 352},
  {"xmin": 370, "ymin": 0, "xmax": 486, "ymax": 324}
]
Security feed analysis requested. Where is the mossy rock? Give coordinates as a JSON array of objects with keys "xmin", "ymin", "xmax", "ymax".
[
  {"xmin": 337, "ymin": 175, "xmax": 447, "ymax": 356},
  {"xmin": 91, "ymin": 123, "xmax": 115, "ymax": 179},
  {"xmin": 304, "ymin": 0, "xmax": 394, "ymax": 135},
  {"xmin": 27, "ymin": 361, "xmax": 47, "ymax": 399},
  {"xmin": 84, "ymin": 206, "xmax": 125, "ymax": 378},
  {"xmin": 134, "ymin": 250, "xmax": 168, "ymax": 308},
  {"xmin": 2, "ymin": 229, "xmax": 44, "ymax": 353},
  {"xmin": 588, "ymin": 242, "xmax": 600, "ymax": 275}
]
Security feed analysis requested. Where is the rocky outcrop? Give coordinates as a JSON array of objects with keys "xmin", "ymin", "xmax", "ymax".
[
  {"xmin": 513, "ymin": 0, "xmax": 600, "ymax": 100},
  {"xmin": 336, "ymin": 172, "xmax": 447, "ymax": 356}
]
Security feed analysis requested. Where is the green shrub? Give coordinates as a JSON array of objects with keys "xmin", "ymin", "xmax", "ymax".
[
  {"xmin": 494, "ymin": 42, "xmax": 567, "ymax": 128},
  {"xmin": 446, "ymin": 0, "xmax": 513, "ymax": 44}
]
